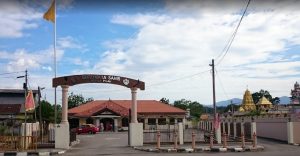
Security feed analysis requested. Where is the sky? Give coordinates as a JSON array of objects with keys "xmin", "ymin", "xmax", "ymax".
[{"xmin": 0, "ymin": 0, "xmax": 300, "ymax": 105}]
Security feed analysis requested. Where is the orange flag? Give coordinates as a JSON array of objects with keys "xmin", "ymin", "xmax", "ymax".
[
  {"xmin": 43, "ymin": 0, "xmax": 55, "ymax": 23},
  {"xmin": 25, "ymin": 90, "xmax": 35, "ymax": 111}
]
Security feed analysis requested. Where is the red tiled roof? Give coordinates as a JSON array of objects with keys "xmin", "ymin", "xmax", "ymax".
[
  {"xmin": 0, "ymin": 104, "xmax": 21, "ymax": 114},
  {"xmin": 68, "ymin": 100, "xmax": 186, "ymax": 117}
]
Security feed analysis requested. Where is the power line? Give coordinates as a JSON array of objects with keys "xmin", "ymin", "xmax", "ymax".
[
  {"xmin": 216, "ymin": 0, "xmax": 251, "ymax": 66},
  {"xmin": 215, "ymin": 69, "xmax": 230, "ymax": 101},
  {"xmin": 0, "ymin": 71, "xmax": 25, "ymax": 76},
  {"xmin": 147, "ymin": 69, "xmax": 210, "ymax": 88}
]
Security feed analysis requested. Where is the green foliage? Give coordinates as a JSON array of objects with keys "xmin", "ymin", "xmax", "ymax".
[
  {"xmin": 173, "ymin": 99, "xmax": 204, "ymax": 118},
  {"xmin": 36, "ymin": 100, "xmax": 58, "ymax": 123},
  {"xmin": 159, "ymin": 97, "xmax": 170, "ymax": 104},
  {"xmin": 252, "ymin": 89, "xmax": 280, "ymax": 105},
  {"xmin": 68, "ymin": 92, "xmax": 94, "ymax": 109},
  {"xmin": 223, "ymin": 104, "xmax": 240, "ymax": 113},
  {"xmin": 246, "ymin": 110, "xmax": 261, "ymax": 116}
]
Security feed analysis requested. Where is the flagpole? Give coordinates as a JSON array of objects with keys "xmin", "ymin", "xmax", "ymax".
[{"xmin": 54, "ymin": 0, "xmax": 57, "ymax": 125}]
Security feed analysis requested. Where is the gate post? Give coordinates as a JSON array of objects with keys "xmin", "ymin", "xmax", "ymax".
[
  {"xmin": 55, "ymin": 85, "xmax": 70, "ymax": 149},
  {"xmin": 129, "ymin": 87, "xmax": 143, "ymax": 146}
]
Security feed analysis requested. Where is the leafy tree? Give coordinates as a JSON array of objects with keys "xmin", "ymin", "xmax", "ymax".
[
  {"xmin": 173, "ymin": 99, "xmax": 204, "ymax": 118},
  {"xmin": 159, "ymin": 97, "xmax": 170, "ymax": 104},
  {"xmin": 252, "ymin": 89, "xmax": 280, "ymax": 104},
  {"xmin": 174, "ymin": 99, "xmax": 190, "ymax": 110},
  {"xmin": 68, "ymin": 92, "xmax": 94, "ymax": 109},
  {"xmin": 271, "ymin": 97, "xmax": 280, "ymax": 105},
  {"xmin": 189, "ymin": 101, "xmax": 204, "ymax": 118},
  {"xmin": 36, "ymin": 100, "xmax": 60, "ymax": 123}
]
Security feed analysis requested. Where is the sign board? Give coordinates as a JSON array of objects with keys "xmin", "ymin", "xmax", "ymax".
[{"xmin": 52, "ymin": 74, "xmax": 145, "ymax": 90}]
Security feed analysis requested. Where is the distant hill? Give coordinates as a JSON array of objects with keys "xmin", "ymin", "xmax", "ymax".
[
  {"xmin": 216, "ymin": 98, "xmax": 242, "ymax": 107},
  {"xmin": 279, "ymin": 96, "xmax": 290, "ymax": 105}
]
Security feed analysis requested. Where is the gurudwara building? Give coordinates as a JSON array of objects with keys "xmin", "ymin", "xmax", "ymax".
[
  {"xmin": 238, "ymin": 89, "xmax": 256, "ymax": 112},
  {"xmin": 291, "ymin": 82, "xmax": 300, "ymax": 104},
  {"xmin": 238, "ymin": 89, "xmax": 273, "ymax": 113},
  {"xmin": 68, "ymin": 100, "xmax": 187, "ymax": 131}
]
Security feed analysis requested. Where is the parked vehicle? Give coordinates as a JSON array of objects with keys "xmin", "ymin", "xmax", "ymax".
[{"xmin": 76, "ymin": 124, "xmax": 99, "ymax": 134}]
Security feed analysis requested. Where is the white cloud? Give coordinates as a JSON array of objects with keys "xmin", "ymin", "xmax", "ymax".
[
  {"xmin": 58, "ymin": 36, "xmax": 88, "ymax": 52},
  {"xmin": 93, "ymin": 1, "xmax": 300, "ymax": 103},
  {"xmin": 0, "ymin": 0, "xmax": 42, "ymax": 38}
]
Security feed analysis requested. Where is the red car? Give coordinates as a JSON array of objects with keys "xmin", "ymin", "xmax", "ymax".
[{"xmin": 76, "ymin": 124, "xmax": 99, "ymax": 134}]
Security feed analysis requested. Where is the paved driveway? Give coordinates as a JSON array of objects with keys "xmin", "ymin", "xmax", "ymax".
[{"xmin": 62, "ymin": 132, "xmax": 300, "ymax": 156}]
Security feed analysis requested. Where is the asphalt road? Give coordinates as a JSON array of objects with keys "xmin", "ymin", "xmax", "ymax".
[{"xmin": 62, "ymin": 132, "xmax": 300, "ymax": 156}]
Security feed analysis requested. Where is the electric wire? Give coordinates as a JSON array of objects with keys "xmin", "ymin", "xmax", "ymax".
[{"xmin": 216, "ymin": 0, "xmax": 251, "ymax": 66}]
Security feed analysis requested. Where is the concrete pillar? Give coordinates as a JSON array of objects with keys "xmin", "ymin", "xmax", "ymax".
[
  {"xmin": 61, "ymin": 85, "xmax": 69, "ymax": 124},
  {"xmin": 178, "ymin": 123, "xmax": 184, "ymax": 145},
  {"xmin": 287, "ymin": 122, "xmax": 294, "ymax": 144},
  {"xmin": 227, "ymin": 122, "xmax": 231, "ymax": 137},
  {"xmin": 241, "ymin": 122, "xmax": 244, "ymax": 136},
  {"xmin": 96, "ymin": 118, "xmax": 100, "ymax": 127},
  {"xmin": 114, "ymin": 118, "xmax": 118, "ymax": 132},
  {"xmin": 251, "ymin": 122, "xmax": 256, "ymax": 139},
  {"xmin": 55, "ymin": 85, "xmax": 69, "ymax": 149},
  {"xmin": 216, "ymin": 122, "xmax": 221, "ymax": 144},
  {"xmin": 222, "ymin": 122, "xmax": 225, "ymax": 133},
  {"xmin": 175, "ymin": 118, "xmax": 178, "ymax": 124},
  {"xmin": 233, "ymin": 122, "xmax": 237, "ymax": 139},
  {"xmin": 131, "ymin": 87, "xmax": 138, "ymax": 123}
]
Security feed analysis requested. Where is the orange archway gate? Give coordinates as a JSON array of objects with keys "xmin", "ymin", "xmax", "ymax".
[{"xmin": 52, "ymin": 74, "xmax": 145, "ymax": 148}]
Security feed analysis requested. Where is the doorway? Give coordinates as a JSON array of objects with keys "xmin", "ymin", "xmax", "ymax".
[{"xmin": 100, "ymin": 118, "xmax": 114, "ymax": 131}]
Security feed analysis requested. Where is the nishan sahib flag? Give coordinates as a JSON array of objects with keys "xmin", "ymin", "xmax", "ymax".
[{"xmin": 43, "ymin": 0, "xmax": 55, "ymax": 23}]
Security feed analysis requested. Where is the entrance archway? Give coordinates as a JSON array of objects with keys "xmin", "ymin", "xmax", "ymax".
[{"xmin": 52, "ymin": 74, "xmax": 145, "ymax": 148}]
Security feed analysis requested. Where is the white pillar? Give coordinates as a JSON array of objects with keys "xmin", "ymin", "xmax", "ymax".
[
  {"xmin": 129, "ymin": 87, "xmax": 143, "ymax": 146},
  {"xmin": 55, "ymin": 85, "xmax": 69, "ymax": 149},
  {"xmin": 241, "ymin": 122, "xmax": 244, "ymax": 135},
  {"xmin": 96, "ymin": 118, "xmax": 100, "ymax": 128},
  {"xmin": 287, "ymin": 122, "xmax": 294, "ymax": 144},
  {"xmin": 251, "ymin": 122, "xmax": 256, "ymax": 139},
  {"xmin": 227, "ymin": 122, "xmax": 231, "ymax": 137},
  {"xmin": 178, "ymin": 122, "xmax": 184, "ymax": 145},
  {"xmin": 114, "ymin": 118, "xmax": 118, "ymax": 132},
  {"xmin": 216, "ymin": 122, "xmax": 221, "ymax": 144},
  {"xmin": 61, "ymin": 85, "xmax": 69, "ymax": 124},
  {"xmin": 131, "ymin": 87, "xmax": 138, "ymax": 123}
]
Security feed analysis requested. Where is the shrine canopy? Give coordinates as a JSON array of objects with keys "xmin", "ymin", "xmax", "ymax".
[{"xmin": 52, "ymin": 74, "xmax": 145, "ymax": 90}]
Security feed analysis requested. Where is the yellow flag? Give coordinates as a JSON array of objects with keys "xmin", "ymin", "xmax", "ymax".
[{"xmin": 43, "ymin": 0, "xmax": 55, "ymax": 23}]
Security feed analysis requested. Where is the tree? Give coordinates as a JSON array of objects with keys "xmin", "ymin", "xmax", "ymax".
[
  {"xmin": 252, "ymin": 89, "xmax": 280, "ymax": 105},
  {"xmin": 36, "ymin": 100, "xmax": 55, "ymax": 123},
  {"xmin": 159, "ymin": 97, "xmax": 170, "ymax": 104},
  {"xmin": 68, "ymin": 92, "xmax": 94, "ymax": 109},
  {"xmin": 174, "ymin": 99, "xmax": 190, "ymax": 110},
  {"xmin": 173, "ymin": 99, "xmax": 204, "ymax": 118}
]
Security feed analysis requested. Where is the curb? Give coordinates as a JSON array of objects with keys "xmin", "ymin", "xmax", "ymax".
[
  {"xmin": 134, "ymin": 145, "xmax": 264, "ymax": 153},
  {"xmin": 0, "ymin": 150, "xmax": 66, "ymax": 156}
]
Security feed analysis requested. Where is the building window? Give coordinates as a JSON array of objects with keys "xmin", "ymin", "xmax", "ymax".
[
  {"xmin": 148, "ymin": 118, "xmax": 156, "ymax": 125},
  {"xmin": 177, "ymin": 118, "xmax": 183, "ymax": 123},
  {"xmin": 86, "ymin": 117, "xmax": 93, "ymax": 124},
  {"xmin": 158, "ymin": 118, "xmax": 166, "ymax": 125},
  {"xmin": 122, "ymin": 118, "xmax": 129, "ymax": 127},
  {"xmin": 169, "ymin": 118, "xmax": 175, "ymax": 125}
]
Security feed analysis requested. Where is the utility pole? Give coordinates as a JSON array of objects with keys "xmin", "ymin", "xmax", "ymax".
[
  {"xmin": 209, "ymin": 59, "xmax": 217, "ymax": 126},
  {"xmin": 38, "ymin": 86, "xmax": 45, "ymax": 142},
  {"xmin": 209, "ymin": 59, "xmax": 221, "ymax": 143},
  {"xmin": 38, "ymin": 87, "xmax": 42, "ymax": 140}
]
